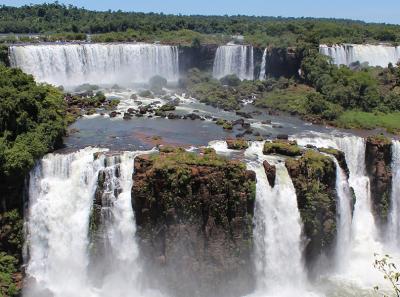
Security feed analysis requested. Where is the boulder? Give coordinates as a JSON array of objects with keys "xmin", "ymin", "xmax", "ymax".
[{"xmin": 262, "ymin": 160, "xmax": 276, "ymax": 187}]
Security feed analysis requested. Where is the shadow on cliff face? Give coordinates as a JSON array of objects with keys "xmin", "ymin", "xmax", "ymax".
[{"xmin": 132, "ymin": 152, "xmax": 257, "ymax": 297}]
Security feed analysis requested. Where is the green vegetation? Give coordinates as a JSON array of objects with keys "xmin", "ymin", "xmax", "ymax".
[
  {"xmin": 285, "ymin": 150, "xmax": 337, "ymax": 263},
  {"xmin": 0, "ymin": 210, "xmax": 24, "ymax": 297},
  {"xmin": 0, "ymin": 252, "xmax": 19, "ymax": 297},
  {"xmin": 0, "ymin": 65, "xmax": 66, "ymax": 188},
  {"xmin": 1, "ymin": 4, "xmax": 400, "ymax": 47},
  {"xmin": 151, "ymin": 147, "xmax": 236, "ymax": 169},
  {"xmin": 336, "ymin": 111, "xmax": 400, "ymax": 134},
  {"xmin": 263, "ymin": 140, "xmax": 302, "ymax": 156},
  {"xmin": 374, "ymin": 254, "xmax": 400, "ymax": 297},
  {"xmin": 226, "ymin": 138, "xmax": 249, "ymax": 150}
]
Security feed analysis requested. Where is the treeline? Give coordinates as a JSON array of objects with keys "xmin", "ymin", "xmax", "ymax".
[
  {"xmin": 0, "ymin": 65, "xmax": 67, "ymax": 211},
  {"xmin": 1, "ymin": 3, "xmax": 400, "ymax": 46}
]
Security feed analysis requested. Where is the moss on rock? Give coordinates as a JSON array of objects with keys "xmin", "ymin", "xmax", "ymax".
[
  {"xmin": 132, "ymin": 149, "xmax": 256, "ymax": 297},
  {"xmin": 226, "ymin": 138, "xmax": 249, "ymax": 150},
  {"xmin": 365, "ymin": 135, "xmax": 393, "ymax": 227},
  {"xmin": 285, "ymin": 150, "xmax": 337, "ymax": 267},
  {"xmin": 263, "ymin": 140, "xmax": 302, "ymax": 156},
  {"xmin": 318, "ymin": 147, "xmax": 349, "ymax": 177}
]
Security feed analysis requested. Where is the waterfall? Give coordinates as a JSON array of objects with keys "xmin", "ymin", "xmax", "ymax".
[
  {"xmin": 245, "ymin": 142, "xmax": 317, "ymax": 297},
  {"xmin": 388, "ymin": 140, "xmax": 400, "ymax": 247},
  {"xmin": 25, "ymin": 148, "xmax": 163, "ymax": 297},
  {"xmin": 259, "ymin": 48, "xmax": 267, "ymax": 80},
  {"xmin": 330, "ymin": 157, "xmax": 352, "ymax": 269},
  {"xmin": 295, "ymin": 134, "xmax": 385, "ymax": 286},
  {"xmin": 213, "ymin": 44, "xmax": 254, "ymax": 80},
  {"xmin": 9, "ymin": 43, "xmax": 179, "ymax": 86},
  {"xmin": 319, "ymin": 44, "xmax": 400, "ymax": 67}
]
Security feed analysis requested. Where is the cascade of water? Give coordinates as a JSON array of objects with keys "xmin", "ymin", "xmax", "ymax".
[
  {"xmin": 213, "ymin": 45, "xmax": 254, "ymax": 80},
  {"xmin": 319, "ymin": 44, "xmax": 400, "ymax": 67},
  {"xmin": 330, "ymin": 157, "xmax": 353, "ymax": 269},
  {"xmin": 388, "ymin": 141, "xmax": 400, "ymax": 247},
  {"xmin": 295, "ymin": 134, "xmax": 384, "ymax": 287},
  {"xmin": 245, "ymin": 142, "xmax": 318, "ymax": 297},
  {"xmin": 9, "ymin": 43, "xmax": 179, "ymax": 87},
  {"xmin": 25, "ymin": 148, "xmax": 163, "ymax": 297},
  {"xmin": 259, "ymin": 48, "xmax": 267, "ymax": 80},
  {"xmin": 25, "ymin": 148, "xmax": 106, "ymax": 297}
]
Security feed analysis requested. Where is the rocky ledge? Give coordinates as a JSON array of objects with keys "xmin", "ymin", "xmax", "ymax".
[
  {"xmin": 132, "ymin": 147, "xmax": 256, "ymax": 297},
  {"xmin": 365, "ymin": 135, "xmax": 392, "ymax": 227},
  {"xmin": 285, "ymin": 150, "xmax": 337, "ymax": 268}
]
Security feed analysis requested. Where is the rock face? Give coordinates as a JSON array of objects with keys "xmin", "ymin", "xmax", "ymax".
[
  {"xmin": 226, "ymin": 138, "xmax": 249, "ymax": 150},
  {"xmin": 365, "ymin": 135, "xmax": 392, "ymax": 226},
  {"xmin": 319, "ymin": 147, "xmax": 350, "ymax": 177},
  {"xmin": 179, "ymin": 45, "xmax": 219, "ymax": 74},
  {"xmin": 263, "ymin": 160, "xmax": 276, "ymax": 187},
  {"xmin": 285, "ymin": 150, "xmax": 337, "ymax": 268},
  {"xmin": 264, "ymin": 47, "xmax": 301, "ymax": 78},
  {"xmin": 132, "ymin": 148, "xmax": 256, "ymax": 297},
  {"xmin": 263, "ymin": 140, "xmax": 302, "ymax": 157}
]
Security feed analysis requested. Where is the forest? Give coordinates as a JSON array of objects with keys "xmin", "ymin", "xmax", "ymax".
[{"xmin": 1, "ymin": 3, "xmax": 400, "ymax": 47}]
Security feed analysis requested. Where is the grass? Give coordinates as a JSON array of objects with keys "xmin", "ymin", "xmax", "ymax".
[
  {"xmin": 263, "ymin": 140, "xmax": 302, "ymax": 156},
  {"xmin": 336, "ymin": 111, "xmax": 400, "ymax": 134}
]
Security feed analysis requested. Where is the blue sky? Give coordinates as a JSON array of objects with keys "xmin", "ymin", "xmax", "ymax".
[{"xmin": 2, "ymin": 0, "xmax": 400, "ymax": 24}]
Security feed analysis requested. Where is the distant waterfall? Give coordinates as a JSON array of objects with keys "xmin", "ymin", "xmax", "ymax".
[
  {"xmin": 319, "ymin": 44, "xmax": 400, "ymax": 67},
  {"xmin": 245, "ymin": 142, "xmax": 315, "ymax": 297},
  {"xmin": 25, "ymin": 148, "xmax": 163, "ymax": 297},
  {"xmin": 9, "ymin": 43, "xmax": 179, "ymax": 86},
  {"xmin": 388, "ymin": 141, "xmax": 400, "ymax": 246},
  {"xmin": 213, "ymin": 45, "xmax": 254, "ymax": 80},
  {"xmin": 259, "ymin": 48, "xmax": 267, "ymax": 80}
]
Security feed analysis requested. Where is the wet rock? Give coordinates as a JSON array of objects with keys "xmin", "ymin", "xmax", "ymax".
[
  {"xmin": 127, "ymin": 108, "xmax": 135, "ymax": 114},
  {"xmin": 262, "ymin": 160, "xmax": 276, "ymax": 187},
  {"xmin": 365, "ymin": 135, "xmax": 392, "ymax": 227},
  {"xmin": 272, "ymin": 124, "xmax": 283, "ymax": 129},
  {"xmin": 167, "ymin": 113, "xmax": 181, "ymax": 119},
  {"xmin": 276, "ymin": 134, "xmax": 289, "ymax": 140},
  {"xmin": 109, "ymin": 111, "xmax": 118, "ymax": 118},
  {"xmin": 226, "ymin": 138, "xmax": 249, "ymax": 150},
  {"xmin": 123, "ymin": 113, "xmax": 132, "ymax": 120},
  {"xmin": 242, "ymin": 122, "xmax": 251, "ymax": 129},
  {"xmin": 232, "ymin": 119, "xmax": 245, "ymax": 126},
  {"xmin": 186, "ymin": 113, "xmax": 201, "ymax": 120},
  {"xmin": 261, "ymin": 120, "xmax": 272, "ymax": 125},
  {"xmin": 285, "ymin": 150, "xmax": 337, "ymax": 268},
  {"xmin": 236, "ymin": 111, "xmax": 253, "ymax": 119},
  {"xmin": 130, "ymin": 94, "xmax": 138, "ymax": 100},
  {"xmin": 133, "ymin": 150, "xmax": 256, "ymax": 297},
  {"xmin": 139, "ymin": 106, "xmax": 149, "ymax": 114},
  {"xmin": 318, "ymin": 148, "xmax": 349, "ymax": 177}
]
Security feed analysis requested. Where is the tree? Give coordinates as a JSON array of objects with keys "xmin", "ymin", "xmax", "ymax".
[{"xmin": 374, "ymin": 254, "xmax": 400, "ymax": 297}]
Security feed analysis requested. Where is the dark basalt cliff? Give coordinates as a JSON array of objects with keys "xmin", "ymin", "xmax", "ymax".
[
  {"xmin": 179, "ymin": 45, "xmax": 219, "ymax": 74},
  {"xmin": 132, "ymin": 148, "xmax": 256, "ymax": 297},
  {"xmin": 285, "ymin": 150, "xmax": 337, "ymax": 268},
  {"xmin": 264, "ymin": 47, "xmax": 301, "ymax": 78},
  {"xmin": 365, "ymin": 135, "xmax": 392, "ymax": 227}
]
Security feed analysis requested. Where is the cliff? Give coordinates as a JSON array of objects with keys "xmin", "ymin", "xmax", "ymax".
[
  {"xmin": 132, "ymin": 147, "xmax": 256, "ymax": 297},
  {"xmin": 365, "ymin": 135, "xmax": 392, "ymax": 227},
  {"xmin": 285, "ymin": 150, "xmax": 337, "ymax": 267}
]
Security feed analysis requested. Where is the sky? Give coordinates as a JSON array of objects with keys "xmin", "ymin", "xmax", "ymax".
[{"xmin": 1, "ymin": 0, "xmax": 400, "ymax": 25}]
